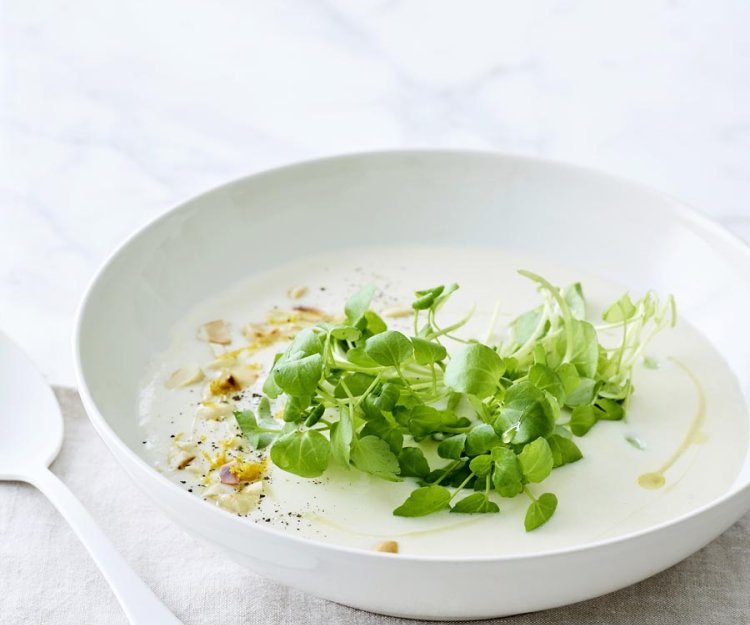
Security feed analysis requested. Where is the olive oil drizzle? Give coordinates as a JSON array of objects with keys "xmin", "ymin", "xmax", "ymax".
[{"xmin": 638, "ymin": 358, "xmax": 706, "ymax": 490}]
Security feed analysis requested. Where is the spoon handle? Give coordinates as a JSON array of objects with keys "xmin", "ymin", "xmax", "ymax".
[{"xmin": 28, "ymin": 468, "xmax": 184, "ymax": 625}]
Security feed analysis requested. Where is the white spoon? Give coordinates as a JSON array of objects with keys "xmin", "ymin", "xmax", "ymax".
[{"xmin": 0, "ymin": 331, "xmax": 183, "ymax": 625}]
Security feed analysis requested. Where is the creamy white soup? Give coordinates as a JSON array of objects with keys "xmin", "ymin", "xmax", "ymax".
[{"xmin": 137, "ymin": 247, "xmax": 749, "ymax": 556}]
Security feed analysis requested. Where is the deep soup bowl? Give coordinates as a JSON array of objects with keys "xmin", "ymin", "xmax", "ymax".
[{"xmin": 75, "ymin": 150, "xmax": 750, "ymax": 620}]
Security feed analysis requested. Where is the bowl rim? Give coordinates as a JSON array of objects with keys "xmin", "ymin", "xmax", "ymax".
[{"xmin": 74, "ymin": 148, "xmax": 750, "ymax": 564}]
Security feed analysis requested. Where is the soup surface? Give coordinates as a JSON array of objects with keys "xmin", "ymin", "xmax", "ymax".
[{"xmin": 137, "ymin": 247, "xmax": 749, "ymax": 556}]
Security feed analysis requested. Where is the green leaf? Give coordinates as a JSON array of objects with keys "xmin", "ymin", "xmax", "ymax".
[
  {"xmin": 234, "ymin": 409, "xmax": 277, "ymax": 449},
  {"xmin": 350, "ymin": 436, "xmax": 400, "ymax": 480},
  {"xmin": 556, "ymin": 363, "xmax": 581, "ymax": 396},
  {"xmin": 468, "ymin": 454, "xmax": 493, "ymax": 478},
  {"xmin": 364, "ymin": 330, "xmax": 414, "ymax": 367},
  {"xmin": 412, "ymin": 285, "xmax": 445, "ymax": 310},
  {"xmin": 491, "ymin": 446, "xmax": 524, "ymax": 498},
  {"xmin": 527, "ymin": 363, "xmax": 565, "ymax": 404},
  {"xmin": 603, "ymin": 293, "xmax": 637, "ymax": 322},
  {"xmin": 286, "ymin": 327, "xmax": 324, "ymax": 358},
  {"xmin": 510, "ymin": 308, "xmax": 544, "ymax": 345},
  {"xmin": 398, "ymin": 447, "xmax": 431, "ymax": 478},
  {"xmin": 330, "ymin": 325, "xmax": 362, "ymax": 341},
  {"xmin": 547, "ymin": 434, "xmax": 583, "ymax": 467},
  {"xmin": 407, "ymin": 405, "xmax": 469, "ymax": 438},
  {"xmin": 517, "ymin": 437, "xmax": 554, "ymax": 482},
  {"xmin": 596, "ymin": 398, "xmax": 625, "ymax": 421},
  {"xmin": 570, "ymin": 404, "xmax": 599, "ymax": 436},
  {"xmin": 345, "ymin": 283, "xmax": 376, "ymax": 323},
  {"xmin": 565, "ymin": 320, "xmax": 599, "ymax": 378},
  {"xmin": 411, "ymin": 337, "xmax": 448, "ymax": 365},
  {"xmin": 495, "ymin": 381, "xmax": 556, "ymax": 444},
  {"xmin": 564, "ymin": 282, "xmax": 587, "ymax": 319},
  {"xmin": 273, "ymin": 353, "xmax": 323, "ymax": 397},
  {"xmin": 334, "ymin": 372, "xmax": 376, "ymax": 398},
  {"xmin": 437, "ymin": 434, "xmax": 467, "ymax": 460},
  {"xmin": 363, "ymin": 382, "xmax": 400, "ymax": 417},
  {"xmin": 524, "ymin": 493, "xmax": 558, "ymax": 531},
  {"xmin": 393, "ymin": 485, "xmax": 451, "ymax": 517},
  {"xmin": 283, "ymin": 394, "xmax": 311, "ymax": 422},
  {"xmin": 565, "ymin": 377, "xmax": 598, "ymax": 407},
  {"xmin": 346, "ymin": 346, "xmax": 379, "ymax": 368},
  {"xmin": 330, "ymin": 408, "xmax": 353, "ymax": 465},
  {"xmin": 270, "ymin": 429, "xmax": 330, "ymax": 478},
  {"xmin": 451, "ymin": 493, "xmax": 500, "ymax": 514},
  {"xmin": 360, "ymin": 417, "xmax": 404, "ymax": 454},
  {"xmin": 466, "ymin": 423, "xmax": 501, "ymax": 456},
  {"xmin": 444, "ymin": 343, "xmax": 505, "ymax": 399}
]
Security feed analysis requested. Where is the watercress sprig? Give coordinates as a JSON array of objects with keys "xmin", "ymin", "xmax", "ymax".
[{"xmin": 234, "ymin": 272, "xmax": 675, "ymax": 531}]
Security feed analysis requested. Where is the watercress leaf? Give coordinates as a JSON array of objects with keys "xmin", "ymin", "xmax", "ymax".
[
  {"xmin": 510, "ymin": 308, "xmax": 544, "ymax": 345},
  {"xmin": 334, "ymin": 372, "xmax": 376, "ymax": 398},
  {"xmin": 518, "ymin": 437, "xmax": 554, "ymax": 483},
  {"xmin": 262, "ymin": 370, "xmax": 283, "ymax": 399},
  {"xmin": 451, "ymin": 493, "xmax": 500, "ymax": 514},
  {"xmin": 524, "ymin": 493, "xmax": 558, "ymax": 531},
  {"xmin": 330, "ymin": 409, "xmax": 353, "ymax": 465},
  {"xmin": 398, "ymin": 447, "xmax": 431, "ymax": 478},
  {"xmin": 393, "ymin": 485, "xmax": 451, "ymax": 517},
  {"xmin": 527, "ymin": 363, "xmax": 566, "ymax": 404},
  {"xmin": 345, "ymin": 283, "xmax": 376, "ymax": 323},
  {"xmin": 330, "ymin": 325, "xmax": 362, "ymax": 341},
  {"xmin": 361, "ymin": 311, "xmax": 388, "ymax": 336},
  {"xmin": 270, "ymin": 429, "xmax": 330, "ymax": 478},
  {"xmin": 360, "ymin": 417, "xmax": 404, "ymax": 454},
  {"xmin": 350, "ymin": 436, "xmax": 400, "ymax": 480},
  {"xmin": 564, "ymin": 282, "xmax": 587, "ymax": 319},
  {"xmin": 496, "ymin": 381, "xmax": 555, "ymax": 444},
  {"xmin": 257, "ymin": 396, "xmax": 274, "ymax": 423},
  {"xmin": 304, "ymin": 403, "xmax": 325, "ymax": 427},
  {"xmin": 363, "ymin": 382, "xmax": 400, "ymax": 416},
  {"xmin": 491, "ymin": 446, "xmax": 524, "ymax": 498},
  {"xmin": 466, "ymin": 423, "xmax": 501, "ymax": 456},
  {"xmin": 565, "ymin": 377, "xmax": 598, "ymax": 407},
  {"xmin": 287, "ymin": 327, "xmax": 324, "ymax": 358},
  {"xmin": 469, "ymin": 454, "xmax": 493, "ymax": 478},
  {"xmin": 407, "ymin": 405, "xmax": 469, "ymax": 438},
  {"xmin": 570, "ymin": 404, "xmax": 600, "ymax": 436},
  {"xmin": 411, "ymin": 337, "xmax": 448, "ymax": 365},
  {"xmin": 283, "ymin": 394, "xmax": 311, "ymax": 422},
  {"xmin": 566, "ymin": 320, "xmax": 599, "ymax": 378},
  {"xmin": 273, "ymin": 353, "xmax": 323, "ymax": 397},
  {"xmin": 346, "ymin": 346, "xmax": 379, "ymax": 368},
  {"xmin": 234, "ymin": 410, "xmax": 277, "ymax": 449},
  {"xmin": 364, "ymin": 330, "xmax": 414, "ymax": 367},
  {"xmin": 412, "ymin": 285, "xmax": 445, "ymax": 310},
  {"xmin": 547, "ymin": 434, "xmax": 583, "ymax": 467},
  {"xmin": 596, "ymin": 398, "xmax": 625, "ymax": 421},
  {"xmin": 444, "ymin": 343, "xmax": 505, "ymax": 399},
  {"xmin": 556, "ymin": 363, "xmax": 581, "ymax": 396},
  {"xmin": 603, "ymin": 293, "xmax": 637, "ymax": 323},
  {"xmin": 437, "ymin": 433, "xmax": 467, "ymax": 460}
]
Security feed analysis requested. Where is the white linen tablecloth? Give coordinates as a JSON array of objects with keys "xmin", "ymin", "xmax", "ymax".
[{"xmin": 2, "ymin": 388, "xmax": 749, "ymax": 624}]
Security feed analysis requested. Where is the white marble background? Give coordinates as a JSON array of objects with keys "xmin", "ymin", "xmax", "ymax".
[{"xmin": 1, "ymin": 0, "xmax": 749, "ymax": 386}]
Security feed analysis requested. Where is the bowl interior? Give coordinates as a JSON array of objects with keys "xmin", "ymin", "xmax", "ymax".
[{"xmin": 77, "ymin": 151, "xmax": 750, "ymax": 489}]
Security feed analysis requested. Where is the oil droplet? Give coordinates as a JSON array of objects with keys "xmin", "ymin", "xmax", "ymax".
[{"xmin": 638, "ymin": 472, "xmax": 666, "ymax": 489}]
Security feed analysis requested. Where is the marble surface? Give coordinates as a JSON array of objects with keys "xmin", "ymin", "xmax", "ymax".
[{"xmin": 1, "ymin": 0, "xmax": 749, "ymax": 386}]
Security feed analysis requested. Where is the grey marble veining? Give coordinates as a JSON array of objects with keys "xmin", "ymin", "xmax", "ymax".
[{"xmin": 1, "ymin": 0, "xmax": 749, "ymax": 385}]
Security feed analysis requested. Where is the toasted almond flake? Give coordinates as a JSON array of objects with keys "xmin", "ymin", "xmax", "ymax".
[
  {"xmin": 197, "ymin": 401, "xmax": 233, "ymax": 421},
  {"xmin": 380, "ymin": 306, "xmax": 413, "ymax": 319},
  {"xmin": 199, "ymin": 320, "xmax": 232, "ymax": 345},
  {"xmin": 165, "ymin": 365, "xmax": 204, "ymax": 389},
  {"xmin": 375, "ymin": 541, "xmax": 399, "ymax": 553},
  {"xmin": 230, "ymin": 364, "xmax": 261, "ymax": 387},
  {"xmin": 176, "ymin": 454, "xmax": 196, "ymax": 470},
  {"xmin": 287, "ymin": 286, "xmax": 308, "ymax": 300},
  {"xmin": 209, "ymin": 374, "xmax": 242, "ymax": 396}
]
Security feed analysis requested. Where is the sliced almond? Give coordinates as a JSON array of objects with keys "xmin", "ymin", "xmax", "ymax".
[
  {"xmin": 380, "ymin": 306, "xmax": 413, "ymax": 319},
  {"xmin": 209, "ymin": 374, "xmax": 242, "ymax": 396},
  {"xmin": 287, "ymin": 286, "xmax": 308, "ymax": 299},
  {"xmin": 375, "ymin": 541, "xmax": 399, "ymax": 553},
  {"xmin": 199, "ymin": 320, "xmax": 232, "ymax": 345},
  {"xmin": 230, "ymin": 364, "xmax": 261, "ymax": 387},
  {"xmin": 165, "ymin": 365, "xmax": 204, "ymax": 389},
  {"xmin": 197, "ymin": 400, "xmax": 233, "ymax": 421}
]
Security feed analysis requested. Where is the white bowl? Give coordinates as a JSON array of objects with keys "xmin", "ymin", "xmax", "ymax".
[{"xmin": 75, "ymin": 151, "xmax": 750, "ymax": 620}]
